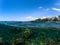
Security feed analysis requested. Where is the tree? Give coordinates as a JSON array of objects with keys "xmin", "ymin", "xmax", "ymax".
[
  {"xmin": 52, "ymin": 17, "xmax": 58, "ymax": 21},
  {"xmin": 42, "ymin": 18, "xmax": 49, "ymax": 21}
]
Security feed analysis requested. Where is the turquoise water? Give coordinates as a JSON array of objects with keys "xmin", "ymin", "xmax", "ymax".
[
  {"xmin": 0, "ymin": 21, "xmax": 60, "ymax": 45},
  {"xmin": 0, "ymin": 21, "xmax": 60, "ymax": 28}
]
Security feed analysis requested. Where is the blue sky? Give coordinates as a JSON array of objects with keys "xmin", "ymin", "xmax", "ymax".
[{"xmin": 0, "ymin": 0, "xmax": 60, "ymax": 21}]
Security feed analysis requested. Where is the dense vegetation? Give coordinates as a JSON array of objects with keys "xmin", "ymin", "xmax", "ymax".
[{"xmin": 0, "ymin": 24, "xmax": 60, "ymax": 45}]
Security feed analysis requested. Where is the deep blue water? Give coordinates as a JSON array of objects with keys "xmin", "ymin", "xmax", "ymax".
[{"xmin": 0, "ymin": 21, "xmax": 60, "ymax": 28}]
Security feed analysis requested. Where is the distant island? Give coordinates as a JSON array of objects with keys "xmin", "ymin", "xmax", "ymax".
[{"xmin": 30, "ymin": 15, "xmax": 60, "ymax": 22}]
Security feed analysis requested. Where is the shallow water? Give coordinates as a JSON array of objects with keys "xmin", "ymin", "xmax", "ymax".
[{"xmin": 0, "ymin": 21, "xmax": 60, "ymax": 28}]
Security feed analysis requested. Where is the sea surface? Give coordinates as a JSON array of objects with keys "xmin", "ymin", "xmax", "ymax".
[{"xmin": 0, "ymin": 21, "xmax": 60, "ymax": 28}]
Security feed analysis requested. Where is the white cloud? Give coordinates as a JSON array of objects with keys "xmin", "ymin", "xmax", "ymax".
[
  {"xmin": 41, "ymin": 17, "xmax": 46, "ymax": 19},
  {"xmin": 25, "ymin": 16, "xmax": 34, "ymax": 20},
  {"xmin": 25, "ymin": 16, "xmax": 38, "ymax": 21},
  {"xmin": 38, "ymin": 6, "xmax": 50, "ymax": 11},
  {"xmin": 20, "ymin": 16, "xmax": 38, "ymax": 21},
  {"xmin": 51, "ymin": 8, "xmax": 60, "ymax": 12}
]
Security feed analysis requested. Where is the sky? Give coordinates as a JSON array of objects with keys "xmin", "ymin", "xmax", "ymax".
[{"xmin": 0, "ymin": 0, "xmax": 60, "ymax": 21}]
